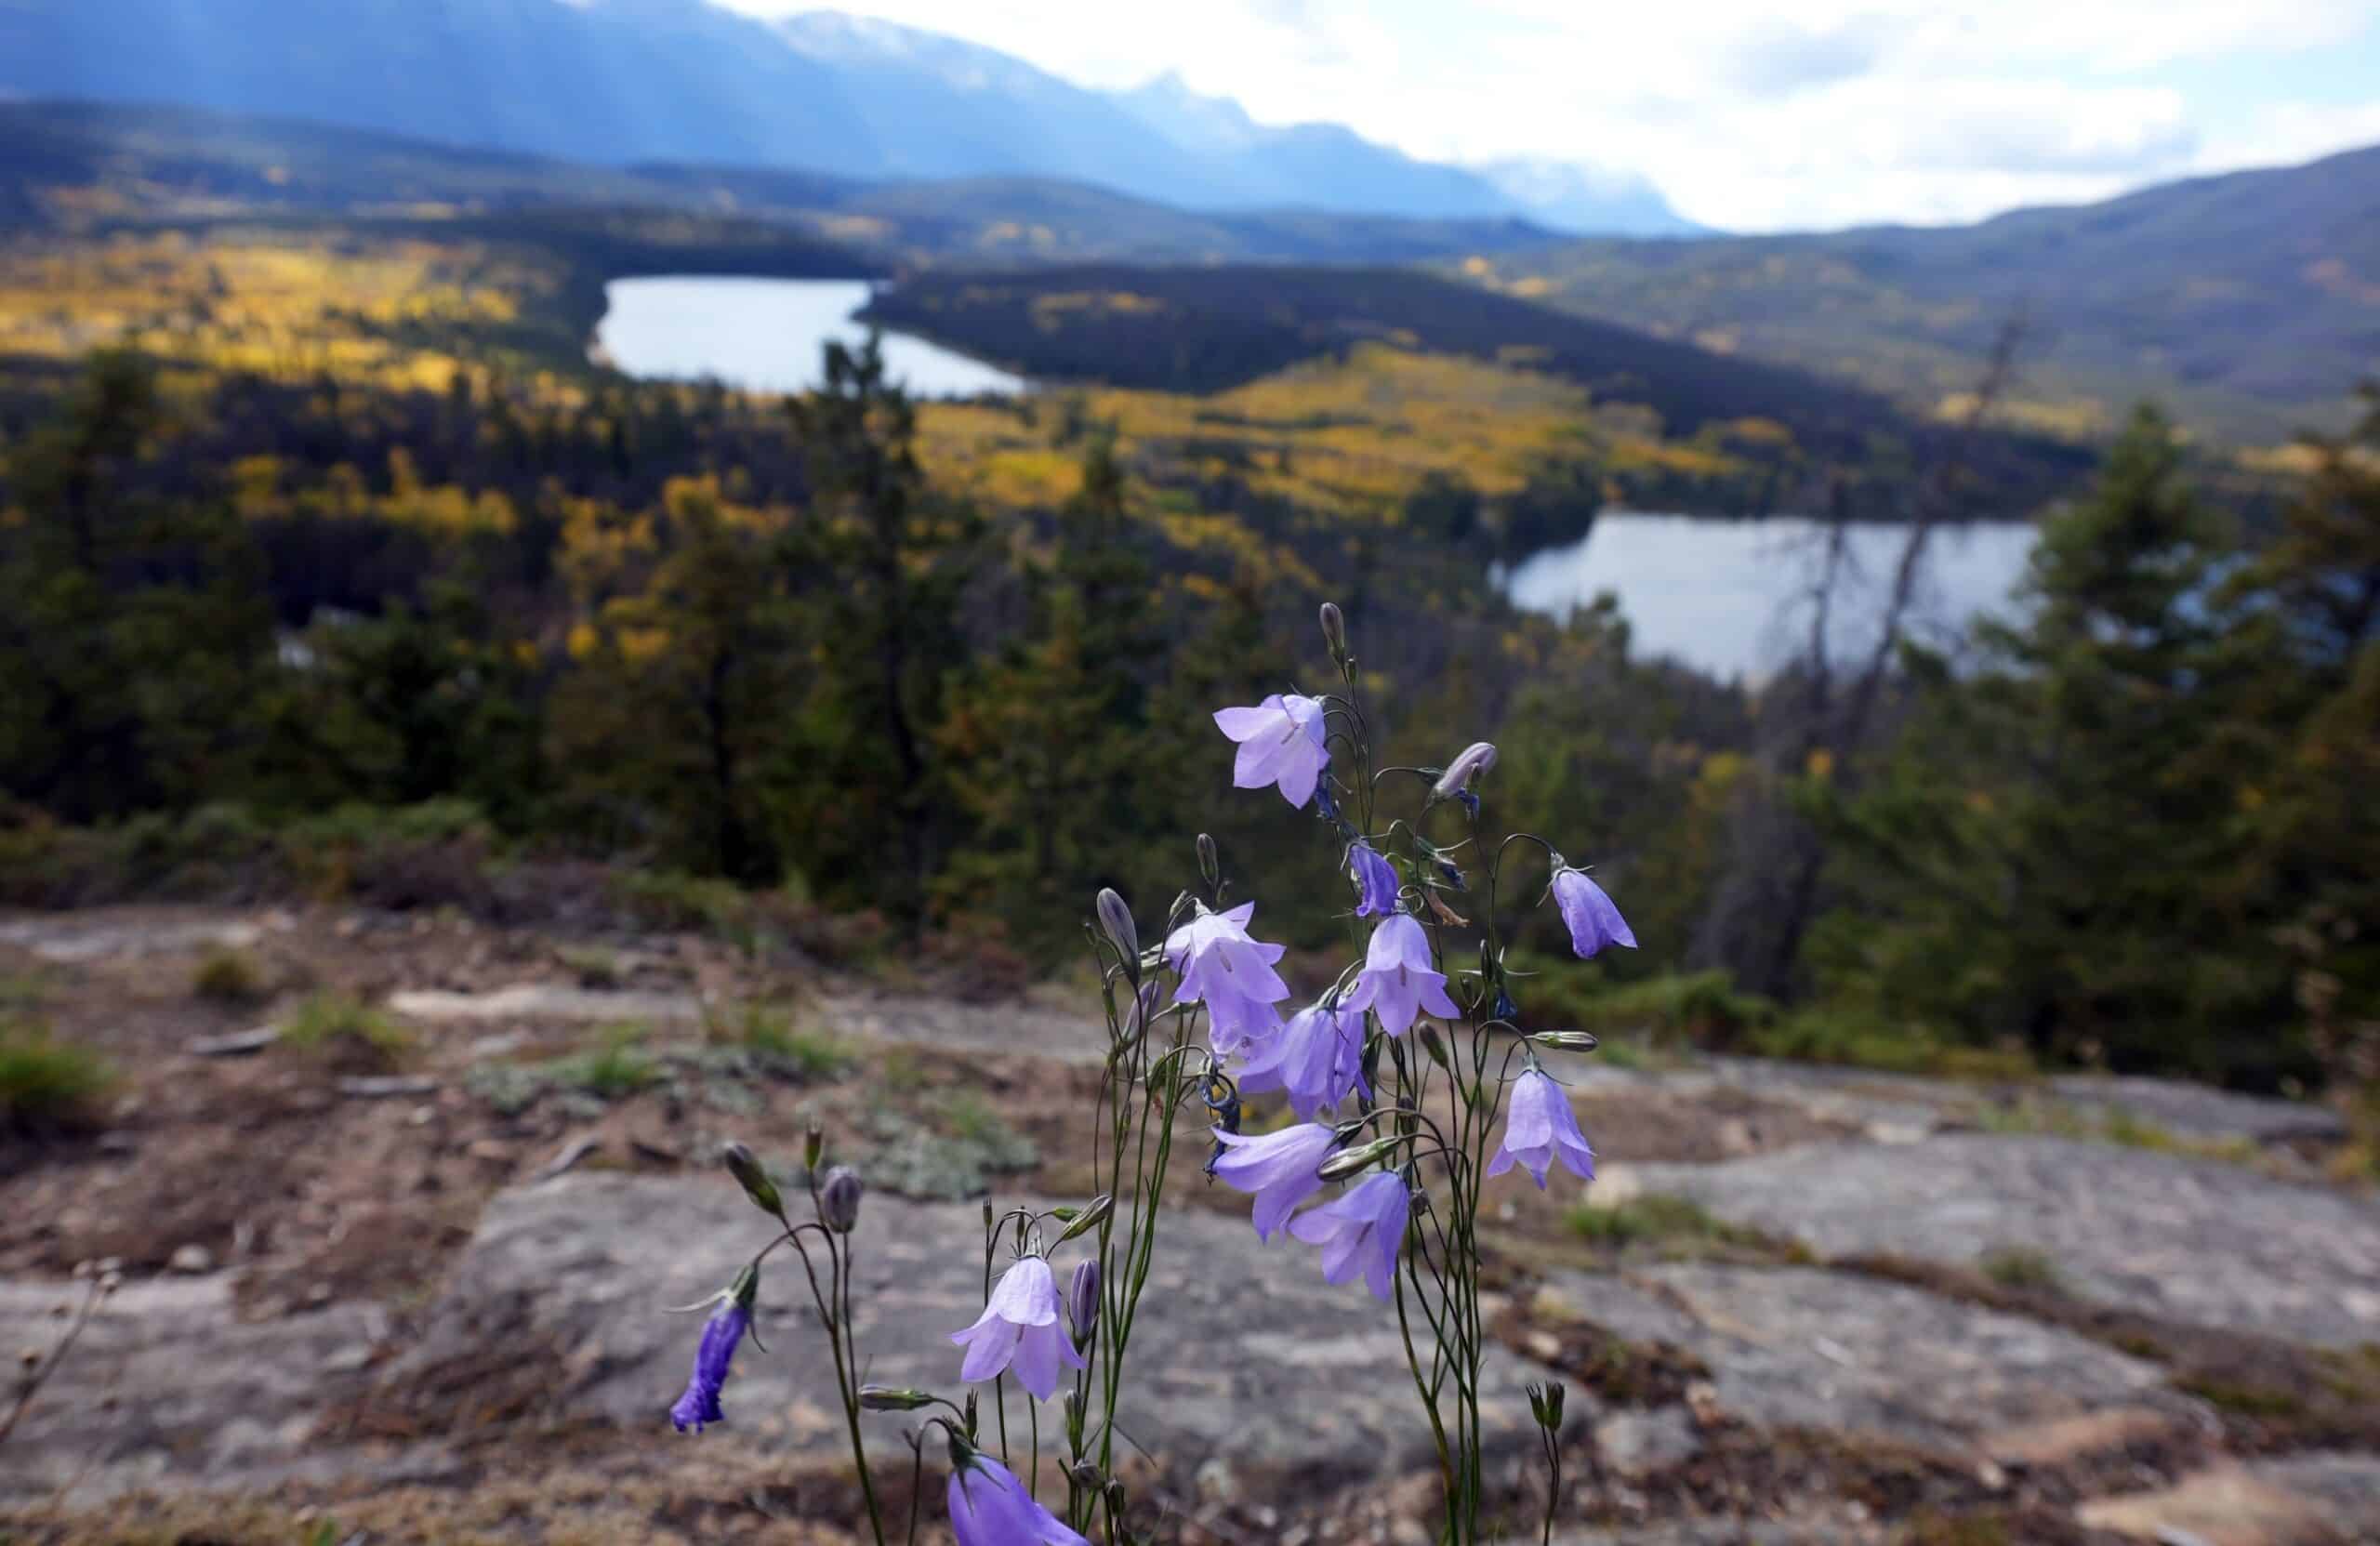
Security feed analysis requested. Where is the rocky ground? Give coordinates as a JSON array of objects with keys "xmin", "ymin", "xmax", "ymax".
[{"xmin": 1, "ymin": 904, "xmax": 2376, "ymax": 1545}]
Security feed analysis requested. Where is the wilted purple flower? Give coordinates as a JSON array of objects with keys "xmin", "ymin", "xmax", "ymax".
[
  {"xmin": 1488, "ymin": 1065, "xmax": 1597, "ymax": 1189},
  {"xmin": 1551, "ymin": 861, "xmax": 1636, "ymax": 959},
  {"xmin": 1165, "ymin": 901, "xmax": 1289, "ymax": 1056},
  {"xmin": 1067, "ymin": 1258, "xmax": 1100, "ymax": 1347},
  {"xmin": 948, "ymin": 1449, "xmax": 1091, "ymax": 1546},
  {"xmin": 1206, "ymin": 1121, "xmax": 1338, "ymax": 1241},
  {"xmin": 1288, "ymin": 1171, "xmax": 1412, "ymax": 1301},
  {"xmin": 1432, "ymin": 741, "xmax": 1498, "ymax": 813},
  {"xmin": 1347, "ymin": 840, "xmax": 1399, "ymax": 918},
  {"xmin": 1342, "ymin": 912, "xmax": 1460, "ymax": 1037},
  {"xmin": 669, "ymin": 1295, "xmax": 751, "ymax": 1433},
  {"xmin": 1213, "ymin": 693, "xmax": 1330, "ymax": 809},
  {"xmin": 950, "ymin": 1255, "xmax": 1088, "ymax": 1401},
  {"xmin": 1236, "ymin": 1002, "xmax": 1368, "ymax": 1120}
]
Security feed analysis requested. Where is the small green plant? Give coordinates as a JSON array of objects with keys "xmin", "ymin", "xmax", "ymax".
[
  {"xmin": 0, "ymin": 1018, "xmax": 114, "ymax": 1135},
  {"xmin": 568, "ymin": 1024, "xmax": 660, "ymax": 1098},
  {"xmin": 557, "ymin": 945, "xmax": 622, "ymax": 989},
  {"xmin": 279, "ymin": 992, "xmax": 410, "ymax": 1066},
  {"xmin": 1568, "ymin": 1193, "xmax": 1770, "ymax": 1252},
  {"xmin": 711, "ymin": 1003, "xmax": 849, "ymax": 1081},
  {"xmin": 191, "ymin": 946, "xmax": 267, "ymax": 1003},
  {"xmin": 1977, "ymin": 1246, "xmax": 2064, "ymax": 1295},
  {"xmin": 1753, "ymin": 1004, "xmax": 2037, "ymax": 1080}
]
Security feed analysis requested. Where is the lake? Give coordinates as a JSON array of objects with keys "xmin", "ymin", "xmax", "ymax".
[
  {"xmin": 593, "ymin": 276, "xmax": 1025, "ymax": 398},
  {"xmin": 1503, "ymin": 513, "xmax": 2038, "ymax": 681}
]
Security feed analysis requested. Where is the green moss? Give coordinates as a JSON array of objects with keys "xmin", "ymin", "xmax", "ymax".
[
  {"xmin": 1977, "ymin": 1246, "xmax": 2064, "ymax": 1295},
  {"xmin": 1568, "ymin": 1193, "xmax": 1768, "ymax": 1251},
  {"xmin": 709, "ymin": 1003, "xmax": 850, "ymax": 1082}
]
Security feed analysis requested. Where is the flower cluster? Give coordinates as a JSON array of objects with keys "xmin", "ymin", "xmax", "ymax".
[{"xmin": 666, "ymin": 602, "xmax": 1633, "ymax": 1546}]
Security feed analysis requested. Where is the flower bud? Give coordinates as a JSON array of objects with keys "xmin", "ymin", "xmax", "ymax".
[
  {"xmin": 1095, "ymin": 888, "xmax": 1140, "ymax": 984},
  {"xmin": 1067, "ymin": 1258, "xmax": 1101, "ymax": 1346},
  {"xmin": 1317, "ymin": 1134, "xmax": 1405, "ymax": 1182},
  {"xmin": 1053, "ymin": 1193, "xmax": 1113, "ymax": 1247},
  {"xmin": 803, "ymin": 1124, "xmax": 825, "ymax": 1172},
  {"xmin": 1527, "ymin": 1380, "xmax": 1567, "ymax": 1432},
  {"xmin": 1533, "ymin": 1029, "xmax": 1601, "ymax": 1052},
  {"xmin": 858, "ymin": 1384, "xmax": 938, "ymax": 1411},
  {"xmin": 1318, "ymin": 601, "xmax": 1347, "ymax": 659},
  {"xmin": 1196, "ymin": 832, "xmax": 1220, "ymax": 889},
  {"xmin": 820, "ymin": 1166, "xmax": 862, "ymax": 1233},
  {"xmin": 1069, "ymin": 1460, "xmax": 1104, "ymax": 1492},
  {"xmin": 1117, "ymin": 980, "xmax": 1160, "ymax": 1048},
  {"xmin": 1431, "ymin": 741, "xmax": 1498, "ymax": 805},
  {"xmin": 1105, "ymin": 1480, "xmax": 1128, "ymax": 1516},
  {"xmin": 721, "ymin": 1141, "xmax": 785, "ymax": 1220}
]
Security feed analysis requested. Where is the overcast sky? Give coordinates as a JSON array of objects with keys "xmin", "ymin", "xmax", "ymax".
[{"xmin": 713, "ymin": 0, "xmax": 2380, "ymax": 231}]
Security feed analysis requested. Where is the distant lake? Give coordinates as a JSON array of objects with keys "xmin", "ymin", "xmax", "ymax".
[
  {"xmin": 594, "ymin": 276, "xmax": 1025, "ymax": 398},
  {"xmin": 1503, "ymin": 513, "xmax": 2039, "ymax": 681}
]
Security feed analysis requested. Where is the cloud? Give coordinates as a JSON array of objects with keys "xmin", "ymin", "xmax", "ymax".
[
  {"xmin": 1718, "ymin": 14, "xmax": 1901, "ymax": 98},
  {"xmin": 710, "ymin": 0, "xmax": 2380, "ymax": 231}
]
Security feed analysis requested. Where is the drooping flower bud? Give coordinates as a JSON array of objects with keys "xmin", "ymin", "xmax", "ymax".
[
  {"xmin": 820, "ymin": 1166, "xmax": 862, "ymax": 1233},
  {"xmin": 1431, "ymin": 741, "xmax": 1498, "ymax": 807},
  {"xmin": 1052, "ymin": 1193, "xmax": 1113, "ymax": 1246},
  {"xmin": 1095, "ymin": 888, "xmax": 1140, "ymax": 984},
  {"xmin": 1069, "ymin": 1460, "xmax": 1104, "ymax": 1492},
  {"xmin": 1196, "ymin": 832, "xmax": 1220, "ymax": 889},
  {"xmin": 803, "ymin": 1123, "xmax": 825, "ymax": 1172},
  {"xmin": 1316, "ymin": 1134, "xmax": 1406, "ymax": 1182},
  {"xmin": 858, "ymin": 1384, "xmax": 939, "ymax": 1411},
  {"xmin": 1527, "ymin": 1380, "xmax": 1567, "ymax": 1432},
  {"xmin": 1533, "ymin": 1029, "xmax": 1602, "ymax": 1052},
  {"xmin": 1318, "ymin": 601, "xmax": 1347, "ymax": 660},
  {"xmin": 1066, "ymin": 1258, "xmax": 1101, "ymax": 1346},
  {"xmin": 721, "ymin": 1141, "xmax": 785, "ymax": 1220}
]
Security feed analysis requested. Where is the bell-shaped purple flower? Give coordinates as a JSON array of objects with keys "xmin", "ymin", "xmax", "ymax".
[
  {"xmin": 669, "ymin": 1297, "xmax": 751, "ymax": 1433},
  {"xmin": 1165, "ymin": 901, "xmax": 1289, "ymax": 1056},
  {"xmin": 1288, "ymin": 1171, "xmax": 1412, "ymax": 1301},
  {"xmin": 1237, "ymin": 1002, "xmax": 1368, "ymax": 1120},
  {"xmin": 1213, "ymin": 693, "xmax": 1330, "ymax": 809},
  {"xmin": 949, "ymin": 1255, "xmax": 1088, "ymax": 1401},
  {"xmin": 1488, "ymin": 1065, "xmax": 1597, "ymax": 1189},
  {"xmin": 1552, "ymin": 862, "xmax": 1636, "ymax": 959},
  {"xmin": 1206, "ymin": 1121, "xmax": 1338, "ymax": 1241},
  {"xmin": 948, "ymin": 1450, "xmax": 1091, "ymax": 1546},
  {"xmin": 1342, "ymin": 912, "xmax": 1460, "ymax": 1037},
  {"xmin": 1347, "ymin": 840, "xmax": 1400, "ymax": 918}
]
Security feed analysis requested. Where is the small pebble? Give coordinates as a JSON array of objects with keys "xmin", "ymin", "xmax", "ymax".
[{"xmin": 168, "ymin": 1244, "xmax": 215, "ymax": 1274}]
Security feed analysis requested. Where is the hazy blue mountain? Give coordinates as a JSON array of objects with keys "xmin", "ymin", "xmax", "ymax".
[
  {"xmin": 1472, "ymin": 157, "xmax": 1711, "ymax": 237},
  {"xmin": 0, "ymin": 0, "xmax": 1688, "ymax": 226}
]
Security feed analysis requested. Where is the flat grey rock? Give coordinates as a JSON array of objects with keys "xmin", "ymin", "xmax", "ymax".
[
  {"xmin": 2047, "ymin": 1075, "xmax": 2345, "ymax": 1145},
  {"xmin": 2079, "ymin": 1450, "xmax": 2380, "ymax": 1542},
  {"xmin": 387, "ymin": 983, "xmax": 706, "ymax": 1024},
  {"xmin": 397, "ymin": 1173, "xmax": 1554, "ymax": 1487},
  {"xmin": 0, "ymin": 1277, "xmax": 392, "ymax": 1504},
  {"xmin": 1545, "ymin": 1264, "xmax": 2192, "ymax": 1455},
  {"xmin": 0, "ymin": 913, "xmax": 261, "ymax": 963},
  {"xmin": 813, "ymin": 992, "xmax": 1110, "ymax": 1066},
  {"xmin": 1628, "ymin": 1136, "xmax": 2380, "ymax": 1346}
]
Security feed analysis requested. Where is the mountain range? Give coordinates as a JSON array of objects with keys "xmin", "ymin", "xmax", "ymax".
[{"xmin": 0, "ymin": 0, "xmax": 1700, "ymax": 234}]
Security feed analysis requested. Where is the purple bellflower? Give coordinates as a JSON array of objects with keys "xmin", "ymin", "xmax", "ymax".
[
  {"xmin": 669, "ymin": 1289, "xmax": 753, "ymax": 1433},
  {"xmin": 1488, "ymin": 1065, "xmax": 1597, "ymax": 1189},
  {"xmin": 950, "ymin": 1255, "xmax": 1088, "ymax": 1401},
  {"xmin": 1236, "ymin": 1002, "xmax": 1368, "ymax": 1120},
  {"xmin": 1288, "ymin": 1170, "xmax": 1412, "ymax": 1301},
  {"xmin": 1213, "ymin": 693, "xmax": 1330, "ymax": 809},
  {"xmin": 1165, "ymin": 901, "xmax": 1290, "ymax": 1056},
  {"xmin": 1347, "ymin": 839, "xmax": 1400, "ymax": 918},
  {"xmin": 1342, "ymin": 911, "xmax": 1460, "ymax": 1037},
  {"xmin": 948, "ymin": 1449, "xmax": 1091, "ymax": 1546},
  {"xmin": 1206, "ymin": 1121, "xmax": 1338, "ymax": 1241},
  {"xmin": 1551, "ymin": 859, "xmax": 1636, "ymax": 959}
]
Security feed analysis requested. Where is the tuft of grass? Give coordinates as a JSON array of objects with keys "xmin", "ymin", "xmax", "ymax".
[
  {"xmin": 1977, "ymin": 1246, "xmax": 2064, "ymax": 1295},
  {"xmin": 279, "ymin": 992, "xmax": 410, "ymax": 1067},
  {"xmin": 1567, "ymin": 1193, "xmax": 1775, "ymax": 1253},
  {"xmin": 709, "ymin": 1003, "xmax": 849, "ymax": 1082},
  {"xmin": 1752, "ymin": 1005, "xmax": 2037, "ymax": 1081},
  {"xmin": 191, "ymin": 946, "xmax": 267, "ymax": 1003},
  {"xmin": 557, "ymin": 945, "xmax": 621, "ymax": 989},
  {"xmin": 564, "ymin": 1024, "xmax": 659, "ymax": 1099},
  {"xmin": 0, "ymin": 1017, "xmax": 114, "ymax": 1135}
]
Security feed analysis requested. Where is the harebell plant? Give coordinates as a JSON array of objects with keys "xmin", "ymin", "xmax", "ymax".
[{"xmin": 670, "ymin": 599, "xmax": 1630, "ymax": 1544}]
